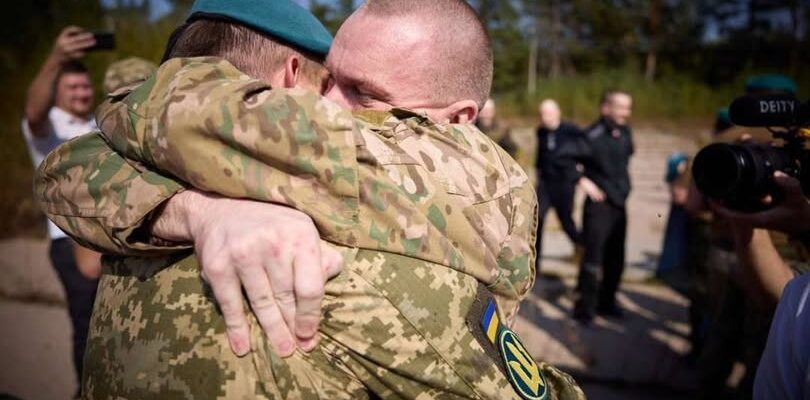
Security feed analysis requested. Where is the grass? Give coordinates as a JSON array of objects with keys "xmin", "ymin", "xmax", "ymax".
[{"xmin": 498, "ymin": 69, "xmax": 749, "ymax": 123}]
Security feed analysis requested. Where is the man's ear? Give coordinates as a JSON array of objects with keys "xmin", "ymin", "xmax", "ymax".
[
  {"xmin": 282, "ymin": 55, "xmax": 301, "ymax": 89},
  {"xmin": 441, "ymin": 100, "xmax": 479, "ymax": 124}
]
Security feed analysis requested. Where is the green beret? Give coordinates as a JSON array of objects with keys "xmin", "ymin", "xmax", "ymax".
[
  {"xmin": 189, "ymin": 0, "xmax": 333, "ymax": 56},
  {"xmin": 713, "ymin": 107, "xmax": 732, "ymax": 135},
  {"xmin": 745, "ymin": 74, "xmax": 797, "ymax": 95}
]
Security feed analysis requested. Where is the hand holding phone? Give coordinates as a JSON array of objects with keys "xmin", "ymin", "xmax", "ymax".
[
  {"xmin": 54, "ymin": 26, "xmax": 95, "ymax": 61},
  {"xmin": 88, "ymin": 32, "xmax": 116, "ymax": 52}
]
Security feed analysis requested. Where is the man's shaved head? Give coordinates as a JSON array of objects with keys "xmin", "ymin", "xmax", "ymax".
[
  {"xmin": 325, "ymin": 0, "xmax": 493, "ymax": 123},
  {"xmin": 539, "ymin": 99, "xmax": 561, "ymax": 130},
  {"xmin": 361, "ymin": 0, "xmax": 493, "ymax": 107}
]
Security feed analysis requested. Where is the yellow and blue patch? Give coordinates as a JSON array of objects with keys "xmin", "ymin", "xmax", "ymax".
[
  {"xmin": 481, "ymin": 298, "xmax": 501, "ymax": 343},
  {"xmin": 481, "ymin": 300, "xmax": 548, "ymax": 400}
]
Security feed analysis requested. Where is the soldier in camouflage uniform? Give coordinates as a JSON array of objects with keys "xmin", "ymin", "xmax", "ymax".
[
  {"xmin": 35, "ymin": 1, "xmax": 585, "ymax": 400},
  {"xmin": 103, "ymin": 57, "xmax": 157, "ymax": 94}
]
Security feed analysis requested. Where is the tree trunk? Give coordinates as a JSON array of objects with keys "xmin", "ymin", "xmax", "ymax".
[
  {"xmin": 644, "ymin": 0, "xmax": 660, "ymax": 82},
  {"xmin": 528, "ymin": 37, "xmax": 538, "ymax": 95},
  {"xmin": 549, "ymin": 0, "xmax": 561, "ymax": 79},
  {"xmin": 788, "ymin": 0, "xmax": 800, "ymax": 77}
]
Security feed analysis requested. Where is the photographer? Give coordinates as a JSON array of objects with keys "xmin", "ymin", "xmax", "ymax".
[
  {"xmin": 22, "ymin": 26, "xmax": 101, "ymax": 387},
  {"xmin": 711, "ymin": 172, "xmax": 810, "ymax": 399}
]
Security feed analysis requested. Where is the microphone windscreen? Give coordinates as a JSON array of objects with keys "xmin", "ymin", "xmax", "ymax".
[{"xmin": 729, "ymin": 94, "xmax": 800, "ymax": 127}]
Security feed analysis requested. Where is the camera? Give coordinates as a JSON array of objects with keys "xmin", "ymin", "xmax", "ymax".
[{"xmin": 693, "ymin": 94, "xmax": 810, "ymax": 212}]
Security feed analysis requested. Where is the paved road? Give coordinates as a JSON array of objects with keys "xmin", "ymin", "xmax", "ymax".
[{"xmin": 0, "ymin": 239, "xmax": 75, "ymax": 400}]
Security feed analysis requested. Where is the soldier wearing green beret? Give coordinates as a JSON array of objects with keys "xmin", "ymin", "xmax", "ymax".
[{"xmin": 36, "ymin": 0, "xmax": 585, "ymax": 399}]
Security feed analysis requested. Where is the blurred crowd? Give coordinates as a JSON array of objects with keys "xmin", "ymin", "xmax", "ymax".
[{"xmin": 479, "ymin": 72, "xmax": 809, "ymax": 400}]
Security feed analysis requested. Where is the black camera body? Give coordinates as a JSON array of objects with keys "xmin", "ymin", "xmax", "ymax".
[{"xmin": 693, "ymin": 94, "xmax": 810, "ymax": 212}]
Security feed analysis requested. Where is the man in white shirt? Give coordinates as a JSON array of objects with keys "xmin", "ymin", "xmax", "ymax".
[{"xmin": 22, "ymin": 26, "xmax": 102, "ymax": 389}]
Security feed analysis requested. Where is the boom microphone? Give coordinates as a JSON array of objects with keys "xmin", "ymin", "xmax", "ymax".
[{"xmin": 728, "ymin": 94, "xmax": 804, "ymax": 127}]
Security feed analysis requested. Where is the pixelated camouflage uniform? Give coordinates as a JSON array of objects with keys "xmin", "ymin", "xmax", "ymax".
[
  {"xmin": 103, "ymin": 57, "xmax": 158, "ymax": 95},
  {"xmin": 36, "ymin": 57, "xmax": 585, "ymax": 400}
]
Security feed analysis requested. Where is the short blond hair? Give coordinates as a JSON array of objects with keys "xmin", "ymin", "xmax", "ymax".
[
  {"xmin": 362, "ymin": 0, "xmax": 493, "ymax": 108},
  {"xmin": 164, "ymin": 19, "xmax": 327, "ymax": 87}
]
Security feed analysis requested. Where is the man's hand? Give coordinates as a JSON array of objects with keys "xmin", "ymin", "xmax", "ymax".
[
  {"xmin": 152, "ymin": 190, "xmax": 343, "ymax": 357},
  {"xmin": 51, "ymin": 26, "xmax": 96, "ymax": 63},
  {"xmin": 579, "ymin": 176, "xmax": 606, "ymax": 202},
  {"xmin": 711, "ymin": 172, "xmax": 810, "ymax": 235},
  {"xmin": 73, "ymin": 242, "xmax": 102, "ymax": 280}
]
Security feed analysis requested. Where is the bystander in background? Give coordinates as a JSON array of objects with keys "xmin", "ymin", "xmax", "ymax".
[
  {"xmin": 657, "ymin": 151, "xmax": 691, "ymax": 289},
  {"xmin": 476, "ymin": 98, "xmax": 517, "ymax": 157},
  {"xmin": 573, "ymin": 89, "xmax": 635, "ymax": 324},
  {"xmin": 535, "ymin": 99, "xmax": 587, "ymax": 270},
  {"xmin": 22, "ymin": 26, "xmax": 102, "ymax": 391}
]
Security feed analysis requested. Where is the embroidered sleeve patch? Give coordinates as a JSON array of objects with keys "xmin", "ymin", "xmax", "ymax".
[
  {"xmin": 499, "ymin": 329, "xmax": 548, "ymax": 400},
  {"xmin": 480, "ymin": 299, "xmax": 548, "ymax": 400}
]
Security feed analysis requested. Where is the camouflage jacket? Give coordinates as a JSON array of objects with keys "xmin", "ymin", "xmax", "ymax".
[{"xmin": 36, "ymin": 57, "xmax": 538, "ymax": 322}]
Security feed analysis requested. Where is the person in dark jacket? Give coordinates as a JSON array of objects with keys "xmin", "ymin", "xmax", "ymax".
[
  {"xmin": 476, "ymin": 98, "xmax": 517, "ymax": 157},
  {"xmin": 573, "ymin": 89, "xmax": 635, "ymax": 324},
  {"xmin": 535, "ymin": 99, "xmax": 587, "ymax": 268}
]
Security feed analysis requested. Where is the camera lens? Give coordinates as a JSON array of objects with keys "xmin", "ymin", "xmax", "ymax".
[
  {"xmin": 693, "ymin": 143, "xmax": 749, "ymax": 198},
  {"xmin": 693, "ymin": 142, "xmax": 795, "ymax": 209}
]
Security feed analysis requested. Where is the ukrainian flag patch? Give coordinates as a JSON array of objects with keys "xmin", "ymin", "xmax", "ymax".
[
  {"xmin": 481, "ymin": 299, "xmax": 501, "ymax": 344},
  {"xmin": 480, "ymin": 300, "xmax": 548, "ymax": 400}
]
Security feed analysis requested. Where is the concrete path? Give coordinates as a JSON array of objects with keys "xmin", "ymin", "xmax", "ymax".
[{"xmin": 0, "ymin": 238, "xmax": 75, "ymax": 400}]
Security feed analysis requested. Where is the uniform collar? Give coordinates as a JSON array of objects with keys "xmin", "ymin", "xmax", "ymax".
[{"xmin": 352, "ymin": 107, "xmax": 434, "ymax": 128}]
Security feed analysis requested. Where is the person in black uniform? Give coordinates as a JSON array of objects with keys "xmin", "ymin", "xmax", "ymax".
[
  {"xmin": 573, "ymin": 89, "xmax": 635, "ymax": 324},
  {"xmin": 535, "ymin": 99, "xmax": 587, "ymax": 267}
]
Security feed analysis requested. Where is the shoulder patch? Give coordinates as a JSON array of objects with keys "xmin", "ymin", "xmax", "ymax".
[
  {"xmin": 477, "ymin": 298, "xmax": 549, "ymax": 400},
  {"xmin": 499, "ymin": 328, "xmax": 548, "ymax": 400}
]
